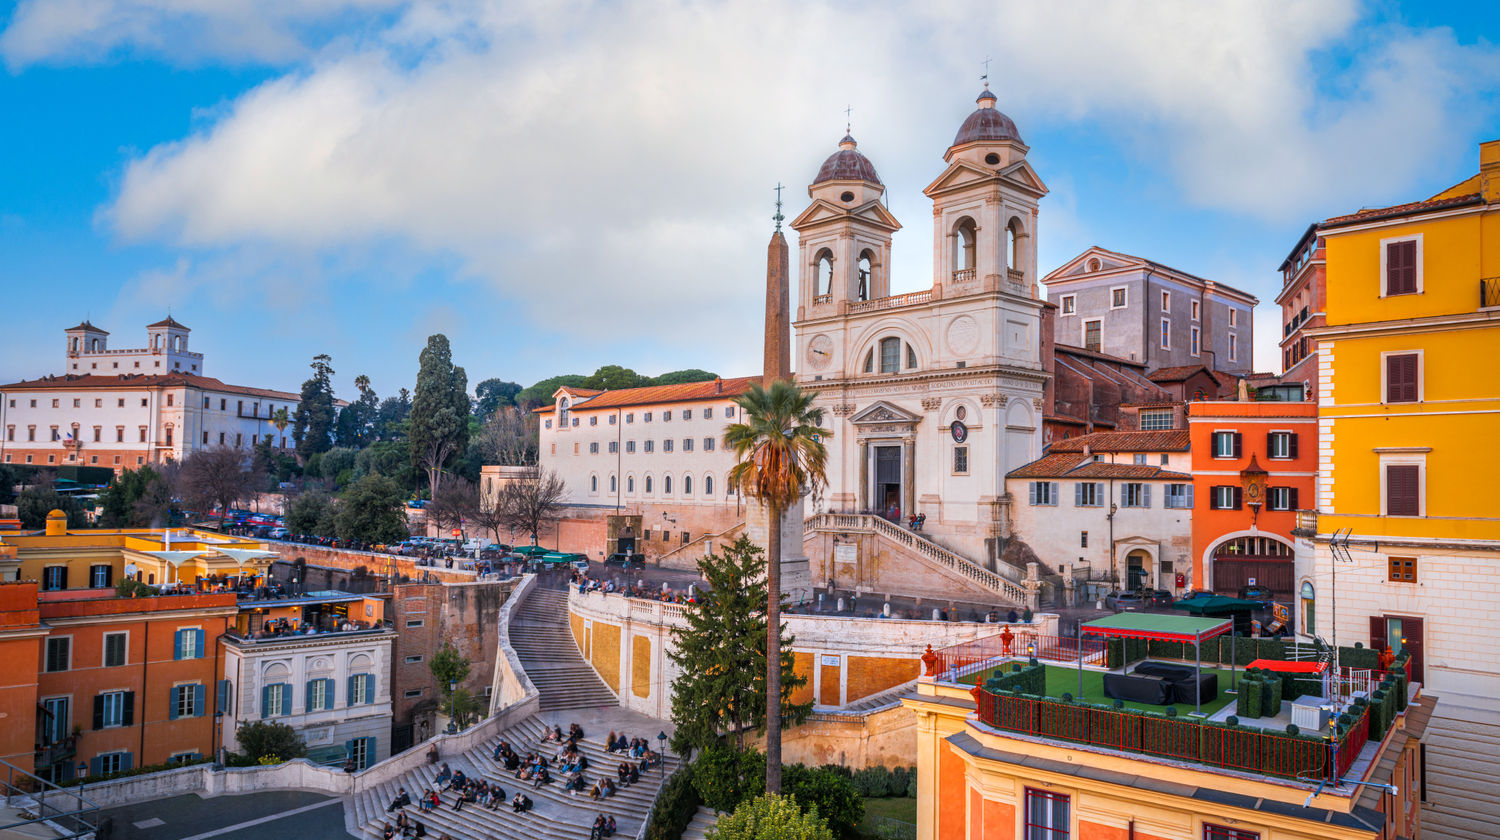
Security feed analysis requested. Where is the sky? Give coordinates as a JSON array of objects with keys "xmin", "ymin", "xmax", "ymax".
[{"xmin": 1, "ymin": 0, "xmax": 1497, "ymax": 402}]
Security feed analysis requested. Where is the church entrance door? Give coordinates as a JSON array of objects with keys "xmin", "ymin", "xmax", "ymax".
[{"xmin": 874, "ymin": 445, "xmax": 902, "ymax": 520}]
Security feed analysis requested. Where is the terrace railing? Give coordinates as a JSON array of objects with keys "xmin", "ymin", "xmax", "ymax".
[
  {"xmin": 974, "ymin": 690, "xmax": 1367, "ymax": 782},
  {"xmin": 930, "ymin": 630, "xmax": 1105, "ymax": 681}
]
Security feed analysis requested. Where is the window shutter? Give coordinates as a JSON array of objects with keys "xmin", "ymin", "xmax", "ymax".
[
  {"xmin": 103, "ymin": 565, "xmax": 113, "ymax": 587},
  {"xmin": 90, "ymin": 756, "xmax": 102, "ymax": 777},
  {"xmin": 327, "ymin": 678, "xmax": 338, "ymax": 707},
  {"xmin": 1143, "ymin": 485, "xmax": 1152, "ymax": 508},
  {"xmin": 1185, "ymin": 484, "xmax": 1194, "ymax": 509},
  {"xmin": 347, "ymin": 676, "xmax": 357, "ymax": 707},
  {"xmin": 261, "ymin": 685, "xmax": 273, "ymax": 719},
  {"xmin": 364, "ymin": 675, "xmax": 375, "ymax": 705},
  {"xmin": 1029, "ymin": 483, "xmax": 1037, "ymax": 505},
  {"xmin": 1387, "ymin": 464, "xmax": 1420, "ymax": 516},
  {"xmin": 194, "ymin": 684, "xmax": 205, "ymax": 717},
  {"xmin": 169, "ymin": 687, "xmax": 180, "ymax": 721},
  {"xmin": 194, "ymin": 629, "xmax": 205, "ymax": 658},
  {"xmin": 1264, "ymin": 430, "xmax": 1274, "ymax": 455},
  {"xmin": 1232, "ymin": 433, "xmax": 1243, "ymax": 458},
  {"xmin": 121, "ymin": 752, "xmax": 133, "ymax": 772},
  {"xmin": 281, "ymin": 685, "xmax": 293, "ymax": 717},
  {"xmin": 217, "ymin": 680, "xmax": 229, "ymax": 715},
  {"xmin": 305, "ymin": 680, "xmax": 315, "ymax": 711},
  {"xmin": 174, "ymin": 630, "xmax": 184, "ymax": 660},
  {"xmin": 1233, "ymin": 487, "xmax": 1243, "ymax": 510},
  {"xmin": 122, "ymin": 691, "xmax": 134, "ymax": 726},
  {"xmin": 1074, "ymin": 483, "xmax": 1083, "ymax": 506},
  {"xmin": 1050, "ymin": 483, "xmax": 1059, "ymax": 505},
  {"xmin": 1289, "ymin": 488, "xmax": 1299, "ymax": 510},
  {"xmin": 93, "ymin": 695, "xmax": 105, "ymax": 730},
  {"xmin": 1387, "ymin": 354, "xmax": 1418, "ymax": 403},
  {"xmin": 1370, "ymin": 616, "xmax": 1387, "ymax": 653},
  {"xmin": 1387, "ymin": 240, "xmax": 1416, "ymax": 295},
  {"xmin": 1288, "ymin": 433, "xmax": 1299, "ymax": 459}
]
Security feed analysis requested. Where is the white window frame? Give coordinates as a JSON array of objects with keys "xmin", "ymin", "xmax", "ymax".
[
  {"xmin": 1268, "ymin": 486, "xmax": 1294, "ymax": 511},
  {"xmin": 175, "ymin": 683, "xmax": 200, "ymax": 718},
  {"xmin": 1030, "ymin": 482, "xmax": 1057, "ymax": 506},
  {"xmin": 1082, "ymin": 318, "xmax": 1103, "ymax": 351},
  {"xmin": 1228, "ymin": 333, "xmax": 1238, "ymax": 363},
  {"xmin": 1059, "ymin": 294, "xmax": 1076, "ymax": 316},
  {"xmin": 1379, "ymin": 233, "xmax": 1424, "ymax": 297},
  {"xmin": 1379, "ymin": 349, "xmax": 1424, "ymax": 403},
  {"xmin": 1120, "ymin": 483, "xmax": 1147, "ymax": 508},
  {"xmin": 307, "ymin": 679, "xmax": 330, "ymax": 713},
  {"xmin": 1164, "ymin": 483, "xmax": 1192, "ymax": 509},
  {"xmin": 100, "ymin": 690, "xmax": 126, "ymax": 728},
  {"xmin": 1139, "ymin": 409, "xmax": 1173, "ymax": 431},
  {"xmin": 1378, "ymin": 452, "xmax": 1427, "ymax": 517},
  {"xmin": 1212, "ymin": 431, "xmax": 1236, "ymax": 459},
  {"xmin": 1268, "ymin": 430, "xmax": 1293, "ymax": 460},
  {"xmin": 1229, "ymin": 308, "xmax": 1238, "ymax": 328},
  {"xmin": 1109, "ymin": 286, "xmax": 1128, "ymax": 310},
  {"xmin": 1212, "ymin": 486, "xmax": 1237, "ymax": 510},
  {"xmin": 264, "ymin": 683, "xmax": 286, "ymax": 718},
  {"xmin": 1160, "ymin": 318, "xmax": 1171, "ymax": 350},
  {"xmin": 1190, "ymin": 325, "xmax": 1201, "ymax": 357},
  {"xmin": 1161, "ymin": 290, "xmax": 1170, "ymax": 312}
]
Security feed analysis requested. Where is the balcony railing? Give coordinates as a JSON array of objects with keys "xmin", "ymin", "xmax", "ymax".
[
  {"xmin": 847, "ymin": 290, "xmax": 932, "ymax": 314},
  {"xmin": 951, "ymin": 268, "xmax": 976, "ymax": 284},
  {"xmin": 813, "ymin": 294, "xmax": 832, "ymax": 306},
  {"xmin": 1482, "ymin": 277, "xmax": 1500, "ymax": 309}
]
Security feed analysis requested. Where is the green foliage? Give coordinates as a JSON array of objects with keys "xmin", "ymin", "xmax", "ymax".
[
  {"xmin": 651, "ymin": 368, "xmax": 719, "ymax": 386},
  {"xmin": 293, "ymin": 354, "xmax": 338, "ymax": 460},
  {"xmin": 115, "ymin": 579, "xmax": 154, "ymax": 598},
  {"xmin": 59, "ymin": 756, "xmax": 210, "ymax": 787},
  {"xmin": 473, "ymin": 378, "xmax": 523, "ymax": 419},
  {"xmin": 335, "ymin": 375, "xmax": 381, "ymax": 449},
  {"xmin": 375, "ymin": 389, "xmax": 412, "ymax": 440},
  {"xmin": 0, "ymin": 464, "xmax": 26, "ymax": 505},
  {"xmin": 410, "ymin": 334, "xmax": 471, "ymax": 494},
  {"xmin": 515, "ymin": 374, "xmax": 587, "ymax": 410},
  {"xmin": 1237, "ymin": 674, "xmax": 1264, "ymax": 719},
  {"xmin": 581, "ymin": 364, "xmax": 649, "ymax": 391},
  {"xmin": 707, "ymin": 793, "xmax": 835, "ymax": 840},
  {"xmin": 318, "ymin": 447, "xmax": 359, "ymax": 484},
  {"xmin": 644, "ymin": 767, "xmax": 702, "ymax": 840},
  {"xmin": 286, "ymin": 492, "xmax": 331, "ymax": 536},
  {"xmin": 97, "ymin": 465, "xmax": 167, "ymax": 527},
  {"xmin": 335, "ymin": 474, "xmax": 409, "ymax": 543},
  {"xmin": 983, "ymin": 663, "xmax": 1046, "ymax": 696},
  {"xmin": 783, "ymin": 765, "xmax": 862, "ymax": 838},
  {"xmin": 429, "ymin": 643, "xmax": 471, "ymax": 692},
  {"xmin": 669, "ymin": 537, "xmax": 811, "ymax": 754},
  {"xmin": 693, "ymin": 746, "xmax": 767, "ymax": 814},
  {"xmin": 354, "ymin": 440, "xmax": 416, "ymax": 490},
  {"xmin": 233, "ymin": 721, "xmax": 307, "ymax": 763},
  {"xmin": 1338, "ymin": 645, "xmax": 1381, "ymax": 669},
  {"xmin": 16, "ymin": 481, "xmax": 86, "ymax": 529}
]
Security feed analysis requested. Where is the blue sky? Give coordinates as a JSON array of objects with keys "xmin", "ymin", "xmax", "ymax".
[{"xmin": 2, "ymin": 0, "xmax": 1497, "ymax": 401}]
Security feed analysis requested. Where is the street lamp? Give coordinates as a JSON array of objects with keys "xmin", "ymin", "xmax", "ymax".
[{"xmin": 448, "ymin": 679, "xmax": 458, "ymax": 733}]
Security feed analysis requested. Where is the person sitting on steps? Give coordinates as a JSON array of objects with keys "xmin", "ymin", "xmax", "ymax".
[
  {"xmin": 511, "ymin": 793, "xmax": 533, "ymax": 813},
  {"xmin": 386, "ymin": 787, "xmax": 411, "ymax": 812}
]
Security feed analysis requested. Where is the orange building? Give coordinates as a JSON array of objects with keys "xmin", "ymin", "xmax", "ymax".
[
  {"xmin": 0, "ymin": 579, "xmax": 237, "ymax": 782},
  {"xmin": 1188, "ymin": 400, "xmax": 1317, "ymax": 605}
]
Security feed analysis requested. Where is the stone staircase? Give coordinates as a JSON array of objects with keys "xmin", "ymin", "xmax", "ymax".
[
  {"xmin": 678, "ymin": 806, "xmax": 722, "ymax": 840},
  {"xmin": 512, "ymin": 588, "xmax": 619, "ymax": 712},
  {"xmin": 805, "ymin": 513, "xmax": 1026, "ymax": 606},
  {"xmin": 1421, "ymin": 698, "xmax": 1500, "ymax": 840},
  {"xmin": 349, "ymin": 715, "xmax": 683, "ymax": 840}
]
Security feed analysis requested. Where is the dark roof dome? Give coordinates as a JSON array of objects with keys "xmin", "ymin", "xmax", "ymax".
[
  {"xmin": 148, "ymin": 315, "xmax": 189, "ymax": 330},
  {"xmin": 952, "ymin": 87, "xmax": 1022, "ymax": 147},
  {"xmin": 813, "ymin": 135, "xmax": 882, "ymax": 185}
]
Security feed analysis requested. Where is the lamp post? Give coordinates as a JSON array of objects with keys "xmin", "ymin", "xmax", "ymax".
[{"xmin": 448, "ymin": 679, "xmax": 458, "ymax": 733}]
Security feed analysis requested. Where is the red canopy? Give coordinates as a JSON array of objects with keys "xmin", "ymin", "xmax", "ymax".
[{"xmin": 1246, "ymin": 659, "xmax": 1326, "ymax": 673}]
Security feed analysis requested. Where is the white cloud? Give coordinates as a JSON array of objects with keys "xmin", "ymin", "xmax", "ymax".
[{"xmin": 43, "ymin": 0, "xmax": 1498, "ymax": 375}]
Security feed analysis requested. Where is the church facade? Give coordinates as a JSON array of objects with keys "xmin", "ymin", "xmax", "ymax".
[{"xmin": 792, "ymin": 87, "xmax": 1050, "ymax": 564}]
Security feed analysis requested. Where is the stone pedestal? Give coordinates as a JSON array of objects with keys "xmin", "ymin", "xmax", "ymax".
[{"xmin": 746, "ymin": 495, "xmax": 812, "ymax": 601}]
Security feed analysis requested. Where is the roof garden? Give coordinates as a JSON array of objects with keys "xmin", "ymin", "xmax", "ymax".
[{"xmin": 922, "ymin": 623, "xmax": 1415, "ymax": 785}]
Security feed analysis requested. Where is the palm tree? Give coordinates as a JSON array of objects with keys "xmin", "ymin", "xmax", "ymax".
[
  {"xmin": 724, "ymin": 380, "xmax": 828, "ymax": 794},
  {"xmin": 270, "ymin": 407, "xmax": 291, "ymax": 439}
]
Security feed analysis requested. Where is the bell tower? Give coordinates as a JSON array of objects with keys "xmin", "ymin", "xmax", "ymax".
[{"xmin": 791, "ymin": 134, "xmax": 902, "ymax": 318}]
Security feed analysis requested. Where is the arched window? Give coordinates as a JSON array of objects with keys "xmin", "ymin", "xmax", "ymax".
[
  {"xmin": 954, "ymin": 217, "xmax": 977, "ymax": 280},
  {"xmin": 558, "ymin": 397, "xmax": 570, "ymax": 426},
  {"xmin": 857, "ymin": 249, "xmax": 874, "ymax": 301},
  {"xmin": 1006, "ymin": 219, "xmax": 1021, "ymax": 272},
  {"xmin": 906, "ymin": 344, "xmax": 918, "ymax": 370},
  {"xmin": 879, "ymin": 337, "xmax": 901, "ymax": 374},
  {"xmin": 814, "ymin": 249, "xmax": 835, "ymax": 298},
  {"xmin": 627, "ymin": 475, "xmax": 635, "ymax": 494},
  {"xmin": 70, "ymin": 337, "xmax": 79, "ymax": 353},
  {"xmin": 609, "ymin": 475, "xmax": 617, "ymax": 493},
  {"xmin": 704, "ymin": 475, "xmax": 714, "ymax": 496},
  {"xmin": 590, "ymin": 475, "xmax": 598, "ymax": 493},
  {"xmin": 683, "ymin": 475, "xmax": 693, "ymax": 495},
  {"xmin": 664, "ymin": 475, "xmax": 673, "ymax": 495},
  {"xmin": 645, "ymin": 476, "xmax": 653, "ymax": 494},
  {"xmin": 863, "ymin": 350, "xmax": 874, "ymax": 373},
  {"xmin": 1300, "ymin": 582, "xmax": 1316, "ymax": 637}
]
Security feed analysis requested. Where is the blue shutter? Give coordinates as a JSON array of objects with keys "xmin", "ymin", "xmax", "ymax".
[
  {"xmin": 326, "ymin": 678, "xmax": 338, "ymax": 708},
  {"xmin": 281, "ymin": 684, "xmax": 292, "ymax": 717},
  {"xmin": 90, "ymin": 756, "xmax": 102, "ymax": 776},
  {"xmin": 217, "ymin": 679, "xmax": 230, "ymax": 715},
  {"xmin": 194, "ymin": 684, "xmax": 205, "ymax": 717},
  {"xmin": 305, "ymin": 680, "xmax": 315, "ymax": 712},
  {"xmin": 169, "ymin": 686, "xmax": 180, "ymax": 720},
  {"xmin": 347, "ymin": 676, "xmax": 357, "ymax": 708},
  {"xmin": 364, "ymin": 674, "xmax": 374, "ymax": 705},
  {"xmin": 1143, "ymin": 485, "xmax": 1152, "ymax": 508},
  {"xmin": 261, "ymin": 685, "xmax": 272, "ymax": 719},
  {"xmin": 121, "ymin": 752, "xmax": 133, "ymax": 772},
  {"xmin": 364, "ymin": 737, "xmax": 377, "ymax": 764},
  {"xmin": 194, "ymin": 629, "xmax": 205, "ymax": 658},
  {"xmin": 1050, "ymin": 483, "xmax": 1059, "ymax": 505},
  {"xmin": 173, "ymin": 630, "xmax": 184, "ymax": 660},
  {"xmin": 1074, "ymin": 483, "xmax": 1083, "ymax": 506}
]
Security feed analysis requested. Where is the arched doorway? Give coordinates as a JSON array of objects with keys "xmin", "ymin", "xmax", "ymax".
[
  {"xmin": 1209, "ymin": 534, "xmax": 1293, "ymax": 599},
  {"xmin": 1125, "ymin": 549, "xmax": 1152, "ymax": 591}
]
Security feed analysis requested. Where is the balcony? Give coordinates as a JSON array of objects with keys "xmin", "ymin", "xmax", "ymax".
[
  {"xmin": 813, "ymin": 294, "xmax": 832, "ymax": 306},
  {"xmin": 847, "ymin": 290, "xmax": 932, "ymax": 314},
  {"xmin": 951, "ymin": 268, "xmax": 976, "ymax": 284},
  {"xmin": 1482, "ymin": 277, "xmax": 1500, "ymax": 309}
]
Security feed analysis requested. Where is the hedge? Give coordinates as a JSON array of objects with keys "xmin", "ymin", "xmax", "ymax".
[
  {"xmin": 850, "ymin": 765, "xmax": 916, "ymax": 799},
  {"xmin": 984, "ymin": 663, "xmax": 1045, "ymax": 697},
  {"xmin": 59, "ymin": 756, "xmax": 210, "ymax": 787},
  {"xmin": 644, "ymin": 764, "xmax": 702, "ymax": 840}
]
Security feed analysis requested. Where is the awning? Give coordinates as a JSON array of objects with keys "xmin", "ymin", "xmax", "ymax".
[
  {"xmin": 1082, "ymin": 612, "xmax": 1232, "ymax": 643},
  {"xmin": 1246, "ymin": 659, "xmax": 1326, "ymax": 674},
  {"xmin": 215, "ymin": 548, "xmax": 278, "ymax": 568},
  {"xmin": 1172, "ymin": 596, "xmax": 1265, "ymax": 616}
]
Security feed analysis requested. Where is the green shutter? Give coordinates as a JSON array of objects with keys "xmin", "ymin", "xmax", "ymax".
[
  {"xmin": 280, "ymin": 684, "xmax": 291, "ymax": 717},
  {"xmin": 261, "ymin": 685, "xmax": 273, "ymax": 719},
  {"xmin": 364, "ymin": 674, "xmax": 374, "ymax": 705}
]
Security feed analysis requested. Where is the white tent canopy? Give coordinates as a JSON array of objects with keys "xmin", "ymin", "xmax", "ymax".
[
  {"xmin": 215, "ymin": 548, "xmax": 278, "ymax": 568},
  {"xmin": 141, "ymin": 550, "xmax": 206, "ymax": 584}
]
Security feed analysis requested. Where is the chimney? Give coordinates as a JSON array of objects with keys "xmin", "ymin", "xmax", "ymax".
[
  {"xmin": 714, "ymin": 377, "xmax": 722, "ymax": 394},
  {"xmin": 1481, "ymin": 139, "xmax": 1500, "ymax": 204}
]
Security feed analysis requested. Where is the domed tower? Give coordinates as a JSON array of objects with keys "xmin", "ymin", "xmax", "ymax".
[
  {"xmin": 924, "ymin": 85, "xmax": 1047, "ymax": 295},
  {"xmin": 791, "ymin": 134, "xmax": 902, "ymax": 317}
]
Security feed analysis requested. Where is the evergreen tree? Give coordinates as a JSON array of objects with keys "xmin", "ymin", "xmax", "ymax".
[
  {"xmin": 409, "ymin": 335, "xmax": 470, "ymax": 495},
  {"xmin": 335, "ymin": 473, "xmax": 409, "ymax": 544},
  {"xmin": 581, "ymin": 364, "xmax": 647, "ymax": 391},
  {"xmin": 16, "ymin": 481, "xmax": 85, "ymax": 529},
  {"xmin": 473, "ymin": 378, "xmax": 522, "ymax": 419},
  {"xmin": 651, "ymin": 368, "xmax": 718, "ymax": 386},
  {"xmin": 515, "ymin": 374, "xmax": 587, "ymax": 410},
  {"xmin": 669, "ymin": 536, "xmax": 810, "ymax": 755},
  {"xmin": 335, "ymin": 374, "xmax": 380, "ymax": 448},
  {"xmin": 375, "ymin": 388, "xmax": 412, "ymax": 440},
  {"xmin": 292, "ymin": 354, "xmax": 338, "ymax": 460}
]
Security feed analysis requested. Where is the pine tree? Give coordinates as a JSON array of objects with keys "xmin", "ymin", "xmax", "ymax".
[
  {"xmin": 668, "ymin": 536, "xmax": 810, "ymax": 755},
  {"xmin": 292, "ymin": 354, "xmax": 338, "ymax": 460}
]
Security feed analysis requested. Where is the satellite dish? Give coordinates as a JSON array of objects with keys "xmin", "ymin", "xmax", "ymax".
[{"xmin": 125, "ymin": 563, "xmax": 138, "ymax": 578}]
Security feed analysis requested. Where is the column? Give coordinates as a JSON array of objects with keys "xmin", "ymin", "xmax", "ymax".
[
  {"xmin": 902, "ymin": 437, "xmax": 915, "ymax": 519},
  {"xmin": 858, "ymin": 440, "xmax": 869, "ymax": 512}
]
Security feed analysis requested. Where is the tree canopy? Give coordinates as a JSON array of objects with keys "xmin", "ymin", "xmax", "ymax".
[
  {"xmin": 474, "ymin": 378, "xmax": 522, "ymax": 419},
  {"xmin": 293, "ymin": 354, "xmax": 338, "ymax": 460},
  {"xmin": 706, "ymin": 794, "xmax": 834, "ymax": 840},
  {"xmin": 16, "ymin": 480, "xmax": 86, "ymax": 529},
  {"xmin": 179, "ymin": 447, "xmax": 256, "ymax": 526},
  {"xmin": 233, "ymin": 721, "xmax": 307, "ymax": 763},
  {"xmin": 409, "ymin": 334, "xmax": 471, "ymax": 495},
  {"xmin": 653, "ymin": 368, "xmax": 719, "ymax": 386},
  {"xmin": 515, "ymin": 374, "xmax": 588, "ymax": 410},
  {"xmin": 334, "ymin": 474, "xmax": 409, "ymax": 544}
]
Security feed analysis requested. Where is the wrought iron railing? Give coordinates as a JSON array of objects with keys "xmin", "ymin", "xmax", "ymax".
[
  {"xmin": 930, "ymin": 630, "xmax": 1105, "ymax": 681},
  {"xmin": 1482, "ymin": 277, "xmax": 1500, "ymax": 309},
  {"xmin": 805, "ymin": 513, "xmax": 1026, "ymax": 603},
  {"xmin": 0, "ymin": 758, "xmax": 97, "ymax": 839}
]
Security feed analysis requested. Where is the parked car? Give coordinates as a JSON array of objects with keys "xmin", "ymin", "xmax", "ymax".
[
  {"xmin": 1237, "ymin": 585, "xmax": 1275, "ymax": 608},
  {"xmin": 1146, "ymin": 589, "xmax": 1175, "ymax": 608},
  {"xmin": 1104, "ymin": 590, "xmax": 1151, "ymax": 611},
  {"xmin": 1176, "ymin": 589, "xmax": 1216, "ymax": 603},
  {"xmin": 268, "ymin": 527, "xmax": 290, "ymax": 540}
]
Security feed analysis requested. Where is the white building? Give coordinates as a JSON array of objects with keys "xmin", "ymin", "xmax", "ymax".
[
  {"xmin": 536, "ymin": 378, "xmax": 754, "ymax": 554},
  {"xmin": 221, "ymin": 592, "xmax": 395, "ymax": 769},
  {"xmin": 791, "ymin": 85, "xmax": 1049, "ymax": 564},
  {"xmin": 1005, "ymin": 430, "xmax": 1194, "ymax": 592},
  {"xmin": 1, "ymin": 318, "xmax": 303, "ymax": 472}
]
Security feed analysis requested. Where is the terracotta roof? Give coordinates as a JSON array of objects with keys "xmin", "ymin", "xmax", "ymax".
[
  {"xmin": 65, "ymin": 320, "xmax": 108, "ymax": 334},
  {"xmin": 1048, "ymin": 430, "xmax": 1190, "ymax": 453},
  {"xmin": 1053, "ymin": 342, "xmax": 1148, "ymax": 370},
  {"xmin": 1320, "ymin": 192, "xmax": 1482, "ymax": 229},
  {"xmin": 1008, "ymin": 452, "xmax": 1191, "ymax": 480},
  {"xmin": 147, "ymin": 316, "xmax": 190, "ymax": 330},
  {"xmin": 561, "ymin": 376, "xmax": 759, "ymax": 411},
  {"xmin": 1149, "ymin": 365, "xmax": 1224, "ymax": 384},
  {"xmin": 0, "ymin": 373, "xmax": 299, "ymax": 401},
  {"xmin": 1119, "ymin": 400, "xmax": 1183, "ymax": 409}
]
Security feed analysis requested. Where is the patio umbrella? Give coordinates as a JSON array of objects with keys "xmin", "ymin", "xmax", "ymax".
[{"xmin": 142, "ymin": 550, "xmax": 206, "ymax": 585}]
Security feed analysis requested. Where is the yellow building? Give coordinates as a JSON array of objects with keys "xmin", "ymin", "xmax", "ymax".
[
  {"xmin": 1, "ymin": 511, "xmax": 277, "ymax": 591},
  {"xmin": 1295, "ymin": 139, "xmax": 1500, "ymax": 840}
]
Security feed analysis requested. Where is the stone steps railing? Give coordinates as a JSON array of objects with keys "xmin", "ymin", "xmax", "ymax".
[
  {"xmin": 805, "ymin": 513, "xmax": 1026, "ymax": 605},
  {"xmin": 653, "ymin": 521, "xmax": 746, "ymax": 569}
]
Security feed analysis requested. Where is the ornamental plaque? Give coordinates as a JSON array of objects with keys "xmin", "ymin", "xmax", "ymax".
[{"xmin": 951, "ymin": 420, "xmax": 969, "ymax": 443}]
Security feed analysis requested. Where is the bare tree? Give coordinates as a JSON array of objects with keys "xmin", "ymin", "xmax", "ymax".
[
  {"xmin": 428, "ymin": 477, "xmax": 479, "ymax": 538},
  {"xmin": 179, "ymin": 447, "xmax": 255, "ymax": 528},
  {"xmin": 479, "ymin": 406, "xmax": 539, "ymax": 467},
  {"xmin": 496, "ymin": 467, "xmax": 567, "ymax": 548}
]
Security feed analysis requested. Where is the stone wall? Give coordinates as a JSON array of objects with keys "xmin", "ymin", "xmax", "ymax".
[
  {"xmin": 264, "ymin": 540, "xmax": 478, "ymax": 584},
  {"xmin": 765, "ymin": 704, "xmax": 918, "ymax": 771}
]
